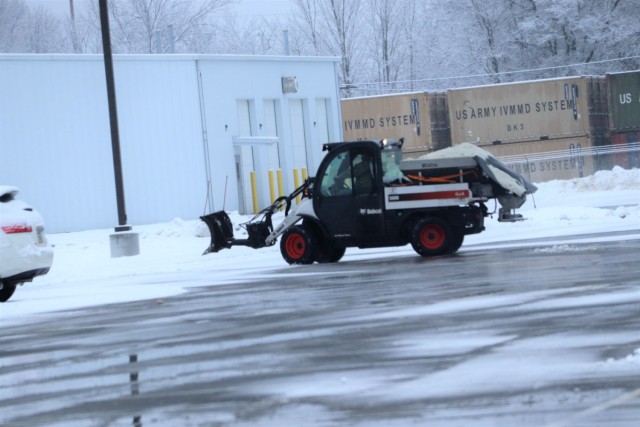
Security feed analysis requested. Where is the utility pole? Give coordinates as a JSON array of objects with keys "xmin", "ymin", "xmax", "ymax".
[
  {"xmin": 99, "ymin": 0, "xmax": 139, "ymax": 257},
  {"xmin": 69, "ymin": 0, "xmax": 80, "ymax": 52}
]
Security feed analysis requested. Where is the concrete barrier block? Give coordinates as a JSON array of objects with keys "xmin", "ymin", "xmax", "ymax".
[{"xmin": 110, "ymin": 232, "xmax": 140, "ymax": 258}]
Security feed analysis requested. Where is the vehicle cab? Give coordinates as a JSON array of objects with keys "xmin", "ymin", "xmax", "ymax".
[{"xmin": 313, "ymin": 139, "xmax": 404, "ymax": 248}]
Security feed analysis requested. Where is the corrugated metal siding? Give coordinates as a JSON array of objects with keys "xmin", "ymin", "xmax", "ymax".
[
  {"xmin": 196, "ymin": 58, "xmax": 342, "ymax": 213},
  {"xmin": 607, "ymin": 70, "xmax": 640, "ymax": 132},
  {"xmin": 586, "ymin": 76, "xmax": 611, "ymax": 147},
  {"xmin": 429, "ymin": 92, "xmax": 451, "ymax": 152},
  {"xmin": 115, "ymin": 59, "xmax": 206, "ymax": 226},
  {"xmin": 0, "ymin": 58, "xmax": 116, "ymax": 232},
  {"xmin": 0, "ymin": 55, "xmax": 342, "ymax": 232}
]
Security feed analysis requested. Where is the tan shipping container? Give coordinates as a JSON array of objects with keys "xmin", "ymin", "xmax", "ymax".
[
  {"xmin": 483, "ymin": 137, "xmax": 596, "ymax": 183},
  {"xmin": 341, "ymin": 92, "xmax": 450, "ymax": 157},
  {"xmin": 448, "ymin": 76, "xmax": 608, "ymax": 147}
]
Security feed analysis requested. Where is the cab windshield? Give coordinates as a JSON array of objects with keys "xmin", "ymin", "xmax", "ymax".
[{"xmin": 319, "ymin": 149, "xmax": 376, "ymax": 197}]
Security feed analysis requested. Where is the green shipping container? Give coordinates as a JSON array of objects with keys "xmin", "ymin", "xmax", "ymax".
[{"xmin": 607, "ymin": 70, "xmax": 640, "ymax": 132}]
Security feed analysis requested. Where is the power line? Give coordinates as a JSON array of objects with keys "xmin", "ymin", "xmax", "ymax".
[{"xmin": 351, "ymin": 55, "xmax": 640, "ymax": 88}]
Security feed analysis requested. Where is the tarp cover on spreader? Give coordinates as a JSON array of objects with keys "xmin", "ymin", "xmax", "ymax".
[{"xmin": 420, "ymin": 143, "xmax": 538, "ymax": 197}]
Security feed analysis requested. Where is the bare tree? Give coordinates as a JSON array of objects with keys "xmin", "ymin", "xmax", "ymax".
[
  {"xmin": 86, "ymin": 0, "xmax": 235, "ymax": 53},
  {"xmin": 291, "ymin": 0, "xmax": 365, "ymax": 94},
  {"xmin": 324, "ymin": 0, "xmax": 365, "ymax": 92},
  {"xmin": 370, "ymin": 0, "xmax": 407, "ymax": 88},
  {"xmin": 0, "ymin": 0, "xmax": 29, "ymax": 52},
  {"xmin": 27, "ymin": 5, "xmax": 67, "ymax": 53},
  {"xmin": 468, "ymin": 0, "xmax": 511, "ymax": 83},
  {"xmin": 290, "ymin": 0, "xmax": 324, "ymax": 55},
  {"xmin": 3, "ymin": 0, "xmax": 638, "ymax": 90},
  {"xmin": 0, "ymin": 1, "xmax": 69, "ymax": 53},
  {"xmin": 400, "ymin": 0, "xmax": 419, "ymax": 92},
  {"xmin": 207, "ymin": 14, "xmax": 285, "ymax": 55},
  {"xmin": 513, "ymin": 0, "xmax": 640, "ymax": 75}
]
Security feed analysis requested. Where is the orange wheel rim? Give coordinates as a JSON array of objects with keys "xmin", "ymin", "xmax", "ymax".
[
  {"xmin": 286, "ymin": 234, "xmax": 305, "ymax": 258},
  {"xmin": 420, "ymin": 224, "xmax": 445, "ymax": 250}
]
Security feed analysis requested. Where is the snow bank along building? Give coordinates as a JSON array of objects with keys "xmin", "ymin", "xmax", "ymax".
[{"xmin": 0, "ymin": 54, "xmax": 342, "ymax": 233}]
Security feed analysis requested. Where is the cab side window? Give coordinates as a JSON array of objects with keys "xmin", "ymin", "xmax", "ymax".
[
  {"xmin": 319, "ymin": 149, "xmax": 376, "ymax": 197},
  {"xmin": 351, "ymin": 152, "xmax": 374, "ymax": 196},
  {"xmin": 320, "ymin": 151, "xmax": 352, "ymax": 197}
]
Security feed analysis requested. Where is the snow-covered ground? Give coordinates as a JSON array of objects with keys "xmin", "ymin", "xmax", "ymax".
[{"xmin": 2, "ymin": 167, "xmax": 638, "ymax": 325}]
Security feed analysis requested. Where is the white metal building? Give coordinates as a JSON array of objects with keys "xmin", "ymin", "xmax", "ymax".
[{"xmin": 0, "ymin": 54, "xmax": 343, "ymax": 233}]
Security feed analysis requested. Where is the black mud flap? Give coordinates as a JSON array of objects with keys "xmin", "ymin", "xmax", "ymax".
[{"xmin": 200, "ymin": 211, "xmax": 234, "ymax": 254}]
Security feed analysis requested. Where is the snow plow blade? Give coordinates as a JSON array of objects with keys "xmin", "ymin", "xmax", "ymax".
[
  {"xmin": 201, "ymin": 209, "xmax": 276, "ymax": 255},
  {"xmin": 200, "ymin": 211, "xmax": 234, "ymax": 254}
]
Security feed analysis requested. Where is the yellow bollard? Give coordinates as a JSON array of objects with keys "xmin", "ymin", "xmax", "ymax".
[
  {"xmin": 277, "ymin": 169, "xmax": 284, "ymax": 197},
  {"xmin": 268, "ymin": 170, "xmax": 276, "ymax": 204},
  {"xmin": 302, "ymin": 167, "xmax": 308, "ymax": 182},
  {"xmin": 250, "ymin": 171, "xmax": 259, "ymax": 214},
  {"xmin": 293, "ymin": 168, "xmax": 301, "ymax": 204},
  {"xmin": 277, "ymin": 169, "xmax": 284, "ymax": 210}
]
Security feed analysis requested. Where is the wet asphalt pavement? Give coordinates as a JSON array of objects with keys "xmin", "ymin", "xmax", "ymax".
[{"xmin": 2, "ymin": 234, "xmax": 640, "ymax": 427}]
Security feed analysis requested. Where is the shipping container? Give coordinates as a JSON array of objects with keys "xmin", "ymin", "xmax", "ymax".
[
  {"xmin": 481, "ymin": 137, "xmax": 597, "ymax": 183},
  {"xmin": 606, "ymin": 70, "xmax": 640, "ymax": 132},
  {"xmin": 447, "ymin": 76, "xmax": 609, "ymax": 148},
  {"xmin": 341, "ymin": 92, "xmax": 450, "ymax": 158}
]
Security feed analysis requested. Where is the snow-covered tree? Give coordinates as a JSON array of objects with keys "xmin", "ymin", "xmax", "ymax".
[
  {"xmin": 0, "ymin": 0, "xmax": 30, "ymax": 52},
  {"xmin": 369, "ymin": 0, "xmax": 406, "ymax": 88},
  {"xmin": 291, "ymin": 0, "xmax": 366, "ymax": 95},
  {"xmin": 86, "ymin": 0, "xmax": 235, "ymax": 53},
  {"xmin": 513, "ymin": 0, "xmax": 640, "ymax": 76},
  {"xmin": 27, "ymin": 5, "xmax": 68, "ymax": 53},
  {"xmin": 0, "ymin": 0, "xmax": 68, "ymax": 53},
  {"xmin": 289, "ymin": 0, "xmax": 324, "ymax": 55},
  {"xmin": 2, "ymin": 0, "xmax": 638, "ymax": 93},
  {"xmin": 468, "ymin": 0, "xmax": 511, "ymax": 82}
]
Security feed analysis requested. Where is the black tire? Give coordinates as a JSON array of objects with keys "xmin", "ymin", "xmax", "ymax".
[
  {"xmin": 450, "ymin": 228, "xmax": 465, "ymax": 253},
  {"xmin": 410, "ymin": 217, "xmax": 453, "ymax": 257},
  {"xmin": 0, "ymin": 283, "xmax": 17, "ymax": 302},
  {"xmin": 317, "ymin": 241, "xmax": 346, "ymax": 263},
  {"xmin": 280, "ymin": 225, "xmax": 317, "ymax": 265}
]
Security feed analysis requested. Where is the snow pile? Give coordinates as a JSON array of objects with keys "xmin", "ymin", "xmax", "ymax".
[
  {"xmin": 141, "ymin": 217, "xmax": 206, "ymax": 239},
  {"xmin": 518, "ymin": 167, "xmax": 639, "ymax": 210},
  {"xmin": 551, "ymin": 165, "xmax": 640, "ymax": 192},
  {"xmin": 612, "ymin": 205, "xmax": 636, "ymax": 219}
]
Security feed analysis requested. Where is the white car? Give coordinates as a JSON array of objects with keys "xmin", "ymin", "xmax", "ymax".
[{"xmin": 0, "ymin": 186, "xmax": 54, "ymax": 302}]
